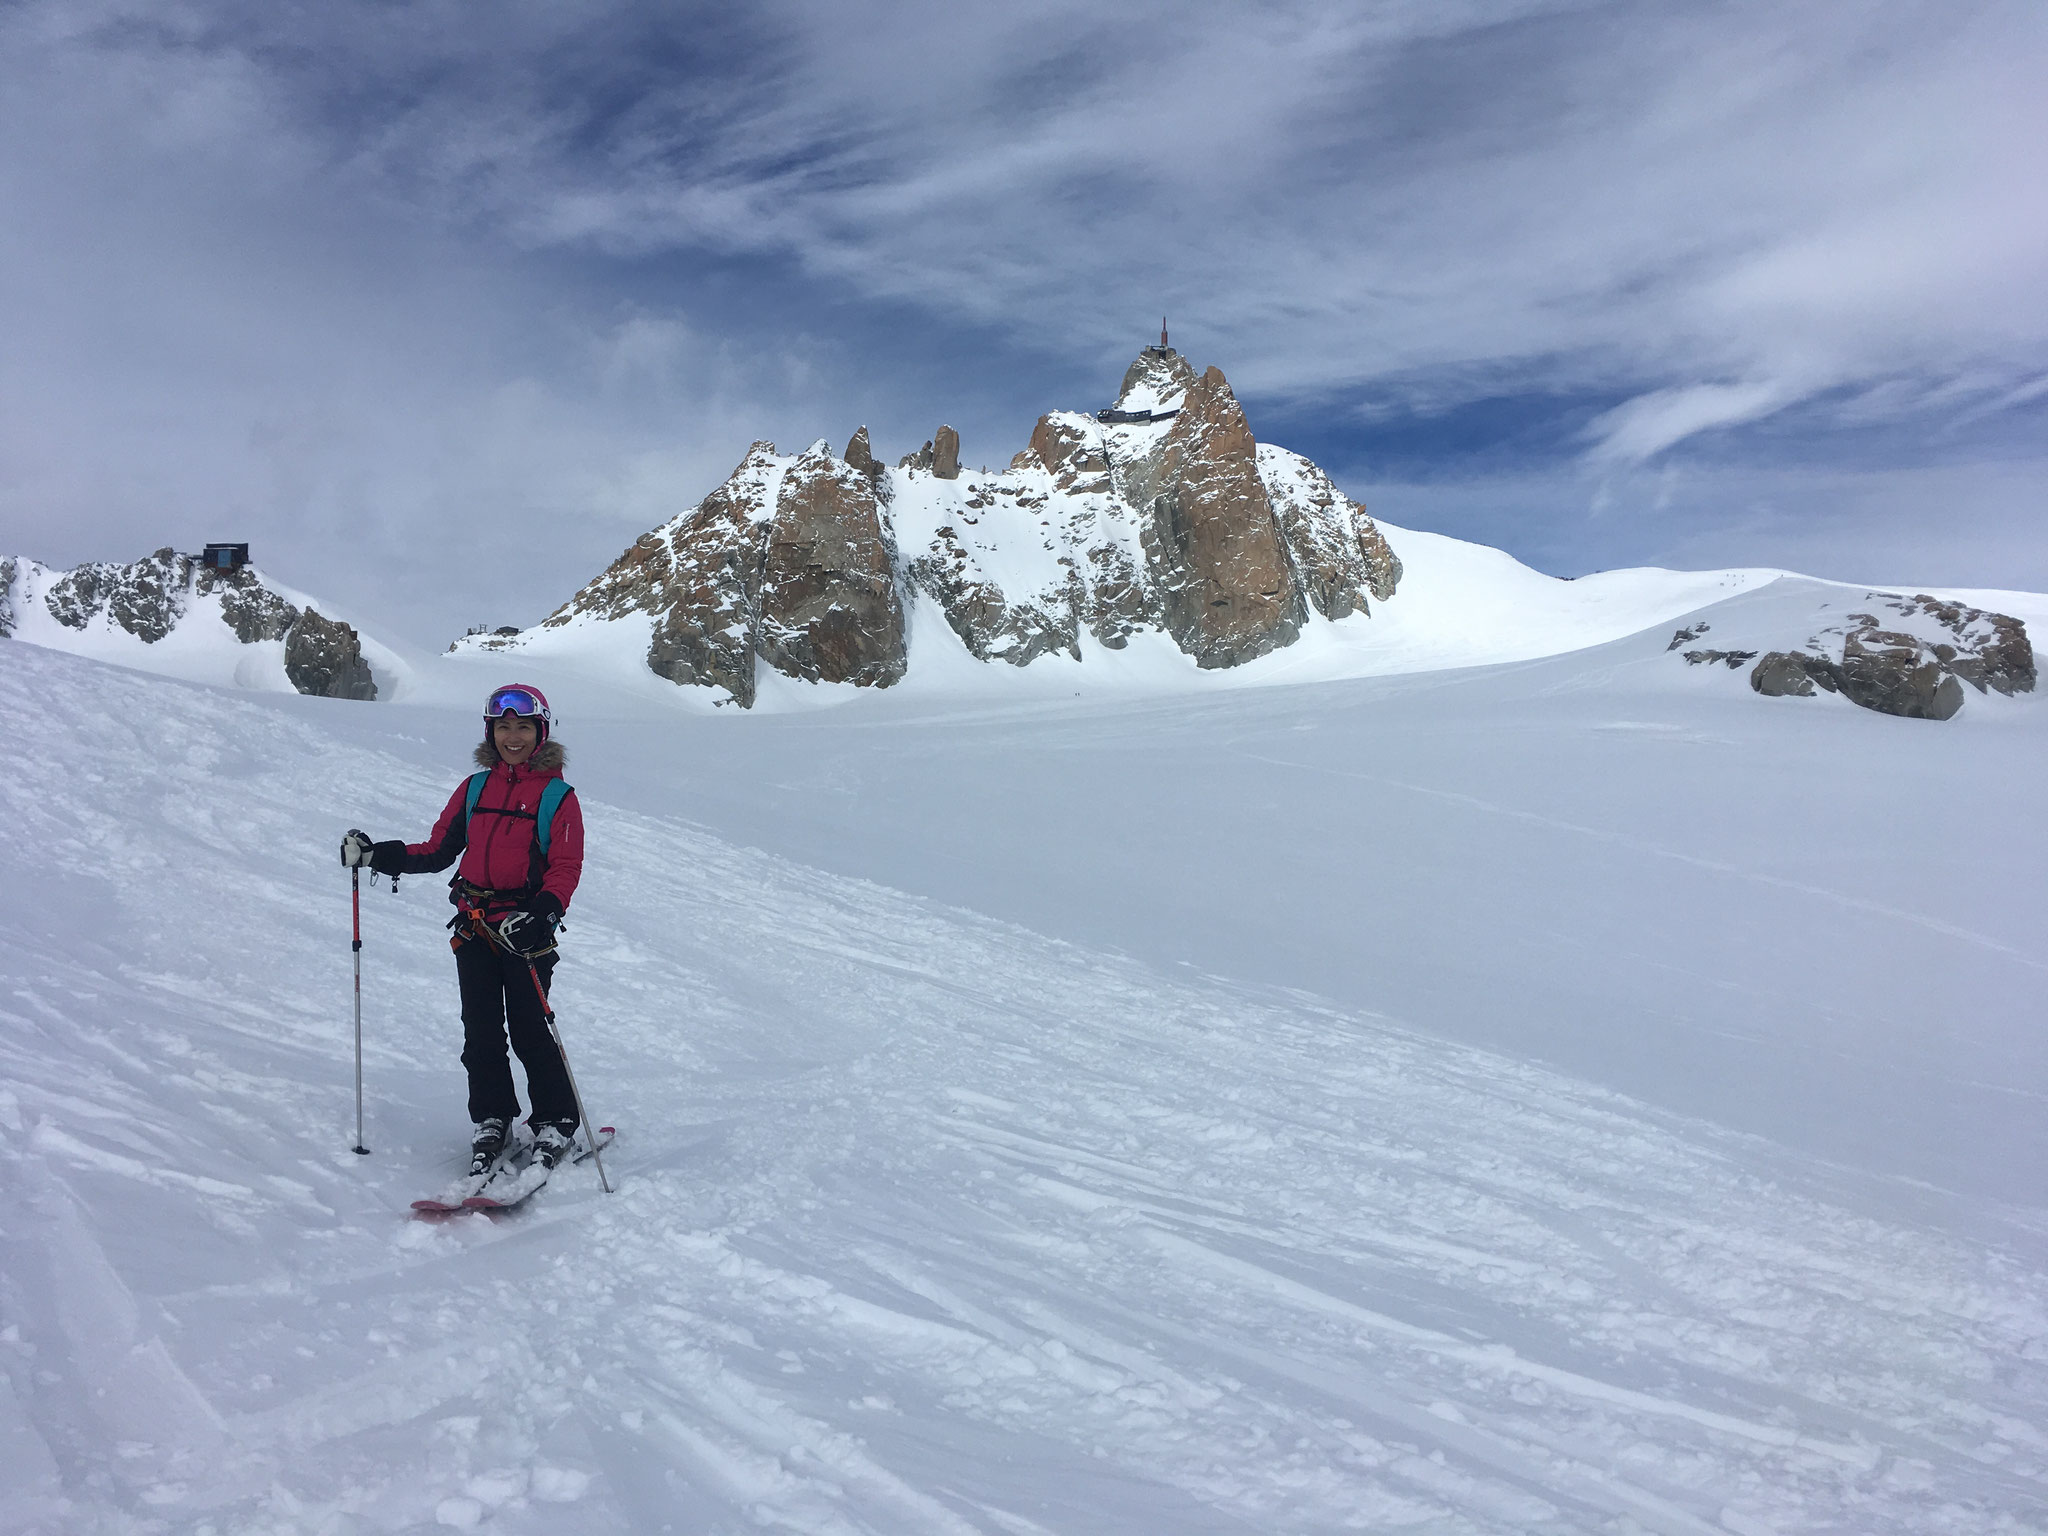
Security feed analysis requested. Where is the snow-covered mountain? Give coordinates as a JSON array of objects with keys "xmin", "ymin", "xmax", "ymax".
[
  {"xmin": 445, "ymin": 346, "xmax": 2036, "ymax": 725},
  {"xmin": 456, "ymin": 345, "xmax": 1402, "ymax": 706},
  {"xmin": 1, "ymin": 546, "xmax": 394, "ymax": 699}
]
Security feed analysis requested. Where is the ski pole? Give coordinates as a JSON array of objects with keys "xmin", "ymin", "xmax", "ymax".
[
  {"xmin": 350, "ymin": 867, "xmax": 370, "ymax": 1155},
  {"xmin": 523, "ymin": 956, "xmax": 614, "ymax": 1195}
]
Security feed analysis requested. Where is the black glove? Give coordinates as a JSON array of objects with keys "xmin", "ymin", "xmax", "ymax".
[
  {"xmin": 340, "ymin": 829, "xmax": 375, "ymax": 867},
  {"xmin": 494, "ymin": 897, "xmax": 559, "ymax": 957},
  {"xmin": 368, "ymin": 841, "xmax": 408, "ymax": 876}
]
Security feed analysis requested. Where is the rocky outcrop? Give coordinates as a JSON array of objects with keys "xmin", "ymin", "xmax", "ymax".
[
  {"xmin": 513, "ymin": 345, "xmax": 1403, "ymax": 703},
  {"xmin": 1115, "ymin": 348, "xmax": 1197, "ymax": 415},
  {"xmin": 905, "ymin": 476, "xmax": 1082, "ymax": 667},
  {"xmin": 1006, "ymin": 410, "xmax": 1158, "ymax": 649},
  {"xmin": 5, "ymin": 546, "xmax": 377, "ymax": 698},
  {"xmin": 645, "ymin": 445, "xmax": 782, "ymax": 704},
  {"xmin": 284, "ymin": 610, "xmax": 378, "ymax": 700},
  {"xmin": 214, "ymin": 573, "xmax": 299, "ymax": 644},
  {"xmin": 844, "ymin": 426, "xmax": 883, "ymax": 484},
  {"xmin": 1257, "ymin": 446, "xmax": 1403, "ymax": 620},
  {"xmin": 757, "ymin": 441, "xmax": 907, "ymax": 688},
  {"xmin": 539, "ymin": 442, "xmax": 781, "ymax": 706},
  {"xmin": 1682, "ymin": 591, "xmax": 2033, "ymax": 721},
  {"xmin": 1750, "ymin": 652, "xmax": 1816, "ymax": 696},
  {"xmin": 1889, "ymin": 593, "xmax": 2034, "ymax": 695},
  {"xmin": 1119, "ymin": 366, "xmax": 1303, "ymax": 668},
  {"xmin": 1838, "ymin": 625, "xmax": 1967, "ymax": 720},
  {"xmin": 1751, "ymin": 639, "xmax": 1965, "ymax": 720},
  {"xmin": 0, "ymin": 556, "xmax": 16, "ymax": 637},
  {"xmin": 1685, "ymin": 649, "xmax": 1758, "ymax": 671},
  {"xmin": 45, "ymin": 547, "xmax": 190, "ymax": 642}
]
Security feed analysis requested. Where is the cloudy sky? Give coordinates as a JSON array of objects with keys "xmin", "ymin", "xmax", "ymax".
[{"xmin": 3, "ymin": 0, "xmax": 2044, "ymax": 648}]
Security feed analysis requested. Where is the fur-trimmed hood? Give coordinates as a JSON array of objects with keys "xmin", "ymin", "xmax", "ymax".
[{"xmin": 473, "ymin": 738, "xmax": 567, "ymax": 772}]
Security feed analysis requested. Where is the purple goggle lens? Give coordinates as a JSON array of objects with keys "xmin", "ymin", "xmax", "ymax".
[{"xmin": 485, "ymin": 687, "xmax": 548, "ymax": 720}]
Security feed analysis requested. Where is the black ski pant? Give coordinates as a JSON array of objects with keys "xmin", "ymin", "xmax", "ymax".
[{"xmin": 454, "ymin": 937, "xmax": 577, "ymax": 1131}]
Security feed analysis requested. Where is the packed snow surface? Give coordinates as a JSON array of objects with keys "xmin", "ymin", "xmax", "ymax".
[{"xmin": 3, "ymin": 593, "xmax": 2045, "ymax": 1533}]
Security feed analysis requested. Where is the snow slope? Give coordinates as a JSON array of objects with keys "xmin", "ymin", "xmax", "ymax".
[{"xmin": 3, "ymin": 630, "xmax": 2044, "ymax": 1534}]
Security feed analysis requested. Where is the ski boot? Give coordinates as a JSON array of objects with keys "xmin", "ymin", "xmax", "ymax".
[
  {"xmin": 530, "ymin": 1120, "xmax": 577, "ymax": 1171},
  {"xmin": 467, "ymin": 1117, "xmax": 510, "ymax": 1179}
]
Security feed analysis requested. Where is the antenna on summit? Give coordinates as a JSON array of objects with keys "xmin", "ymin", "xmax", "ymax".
[{"xmin": 1161, "ymin": 316, "xmax": 1169, "ymax": 349}]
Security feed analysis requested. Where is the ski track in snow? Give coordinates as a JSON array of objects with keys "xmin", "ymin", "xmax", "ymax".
[{"xmin": 2, "ymin": 646, "xmax": 2046, "ymax": 1534}]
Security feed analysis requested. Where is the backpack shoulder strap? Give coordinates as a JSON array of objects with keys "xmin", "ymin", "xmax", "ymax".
[
  {"xmin": 462, "ymin": 770, "xmax": 491, "ymax": 825},
  {"xmin": 535, "ymin": 779, "xmax": 573, "ymax": 856}
]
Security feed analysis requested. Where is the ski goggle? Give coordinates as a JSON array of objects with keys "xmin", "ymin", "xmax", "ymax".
[{"xmin": 484, "ymin": 686, "xmax": 550, "ymax": 722}]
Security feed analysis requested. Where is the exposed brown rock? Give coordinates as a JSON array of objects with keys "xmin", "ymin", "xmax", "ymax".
[
  {"xmin": 202, "ymin": 565, "xmax": 299, "ymax": 643},
  {"xmin": 1740, "ymin": 593, "xmax": 2028, "ymax": 721},
  {"xmin": 1356, "ymin": 517, "xmax": 1402, "ymax": 604},
  {"xmin": 543, "ymin": 441, "xmax": 780, "ymax": 706},
  {"xmin": 1115, "ymin": 348, "xmax": 1197, "ymax": 411},
  {"xmin": 844, "ymin": 426, "xmax": 882, "ymax": 483},
  {"xmin": 1897, "ymin": 594, "xmax": 2034, "ymax": 695},
  {"xmin": 757, "ymin": 441, "xmax": 906, "ymax": 688},
  {"xmin": 285, "ymin": 610, "xmax": 378, "ymax": 700},
  {"xmin": 522, "ymin": 347, "xmax": 1409, "ymax": 700},
  {"xmin": 1256, "ymin": 446, "xmax": 1402, "ymax": 620},
  {"xmin": 45, "ymin": 548, "xmax": 190, "ymax": 641},
  {"xmin": 1684, "ymin": 649, "xmax": 1758, "ymax": 670},
  {"xmin": 1118, "ymin": 367, "xmax": 1303, "ymax": 668},
  {"xmin": 909, "ymin": 527, "xmax": 1080, "ymax": 667},
  {"xmin": 1837, "ymin": 627, "xmax": 1965, "ymax": 720},
  {"xmin": 1025, "ymin": 414, "xmax": 1112, "ymax": 497},
  {"xmin": 1751, "ymin": 652, "xmax": 1818, "ymax": 697}
]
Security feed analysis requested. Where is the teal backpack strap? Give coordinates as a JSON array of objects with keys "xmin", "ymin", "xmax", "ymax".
[
  {"xmin": 462, "ymin": 771, "xmax": 490, "ymax": 827},
  {"xmin": 535, "ymin": 779, "xmax": 572, "ymax": 856}
]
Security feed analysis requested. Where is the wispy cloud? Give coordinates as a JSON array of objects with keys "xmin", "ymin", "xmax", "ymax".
[{"xmin": 1584, "ymin": 382, "xmax": 1793, "ymax": 466}]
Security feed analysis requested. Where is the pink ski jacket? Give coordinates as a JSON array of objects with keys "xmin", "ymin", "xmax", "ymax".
[{"xmin": 404, "ymin": 739, "xmax": 584, "ymax": 917}]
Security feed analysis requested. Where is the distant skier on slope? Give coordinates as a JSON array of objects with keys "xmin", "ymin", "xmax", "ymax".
[{"xmin": 340, "ymin": 683, "xmax": 585, "ymax": 1180}]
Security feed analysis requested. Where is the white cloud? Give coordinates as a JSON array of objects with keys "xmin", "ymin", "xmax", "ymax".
[{"xmin": 1584, "ymin": 382, "xmax": 1793, "ymax": 466}]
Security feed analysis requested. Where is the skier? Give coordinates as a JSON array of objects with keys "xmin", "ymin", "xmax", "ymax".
[{"xmin": 340, "ymin": 683, "xmax": 585, "ymax": 1182}]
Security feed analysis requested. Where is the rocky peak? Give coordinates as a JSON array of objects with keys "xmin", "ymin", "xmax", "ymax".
[
  {"xmin": 1115, "ymin": 366, "xmax": 1303, "ymax": 667},
  {"xmin": 843, "ymin": 426, "xmax": 883, "ymax": 483},
  {"xmin": 896, "ymin": 424, "xmax": 963, "ymax": 480},
  {"xmin": 4, "ymin": 546, "xmax": 377, "ymax": 699},
  {"xmin": 1114, "ymin": 347, "xmax": 1198, "ymax": 416},
  {"xmin": 510, "ymin": 343, "xmax": 1401, "ymax": 704}
]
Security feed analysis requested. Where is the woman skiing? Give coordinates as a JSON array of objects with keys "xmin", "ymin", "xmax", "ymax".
[{"xmin": 341, "ymin": 683, "xmax": 585, "ymax": 1181}]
